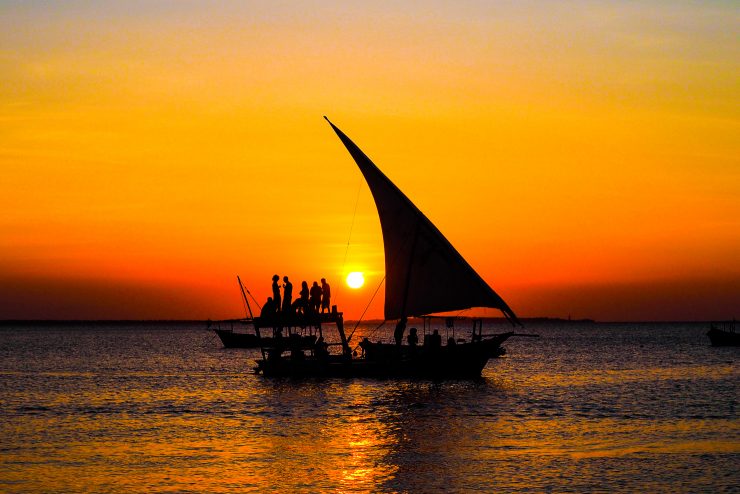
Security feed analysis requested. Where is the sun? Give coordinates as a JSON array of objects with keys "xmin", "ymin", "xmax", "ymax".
[{"xmin": 346, "ymin": 272, "xmax": 365, "ymax": 289}]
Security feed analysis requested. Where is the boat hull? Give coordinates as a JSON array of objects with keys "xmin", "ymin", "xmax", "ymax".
[
  {"xmin": 254, "ymin": 340, "xmax": 502, "ymax": 379},
  {"xmin": 214, "ymin": 329, "xmax": 318, "ymax": 350},
  {"xmin": 213, "ymin": 328, "xmax": 261, "ymax": 348},
  {"xmin": 707, "ymin": 326, "xmax": 740, "ymax": 347}
]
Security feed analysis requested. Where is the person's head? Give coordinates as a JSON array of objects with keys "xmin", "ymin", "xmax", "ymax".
[
  {"xmin": 321, "ymin": 278, "xmax": 326, "ymax": 284},
  {"xmin": 312, "ymin": 281, "xmax": 318, "ymax": 286},
  {"xmin": 302, "ymin": 281, "xmax": 308, "ymax": 288},
  {"xmin": 410, "ymin": 327, "xmax": 417, "ymax": 334},
  {"xmin": 272, "ymin": 274, "xmax": 279, "ymax": 281},
  {"xmin": 267, "ymin": 297, "xmax": 272, "ymax": 303},
  {"xmin": 433, "ymin": 329, "xmax": 439, "ymax": 335},
  {"xmin": 283, "ymin": 276, "xmax": 289, "ymax": 282}
]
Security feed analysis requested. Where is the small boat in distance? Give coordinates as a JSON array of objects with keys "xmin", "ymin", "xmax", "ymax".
[
  {"xmin": 707, "ymin": 320, "xmax": 739, "ymax": 347},
  {"xmin": 212, "ymin": 324, "xmax": 260, "ymax": 348},
  {"xmin": 210, "ymin": 276, "xmax": 325, "ymax": 349},
  {"xmin": 250, "ymin": 117, "xmax": 537, "ymax": 378},
  {"xmin": 210, "ymin": 276, "xmax": 265, "ymax": 348},
  {"xmin": 211, "ymin": 313, "xmax": 339, "ymax": 350}
]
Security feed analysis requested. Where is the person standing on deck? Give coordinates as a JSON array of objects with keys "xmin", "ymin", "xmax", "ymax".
[
  {"xmin": 309, "ymin": 281, "xmax": 322, "ymax": 313},
  {"xmin": 272, "ymin": 275, "xmax": 281, "ymax": 313},
  {"xmin": 296, "ymin": 281, "xmax": 309, "ymax": 314},
  {"xmin": 320, "ymin": 278, "xmax": 331, "ymax": 313},
  {"xmin": 282, "ymin": 276, "xmax": 293, "ymax": 313},
  {"xmin": 430, "ymin": 329, "xmax": 442, "ymax": 348}
]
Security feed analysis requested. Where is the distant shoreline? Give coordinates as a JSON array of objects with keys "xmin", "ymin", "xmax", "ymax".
[
  {"xmin": 0, "ymin": 319, "xmax": 207, "ymax": 326},
  {"xmin": 0, "ymin": 318, "xmax": 719, "ymax": 326}
]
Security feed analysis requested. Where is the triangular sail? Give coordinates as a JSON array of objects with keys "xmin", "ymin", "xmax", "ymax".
[{"xmin": 325, "ymin": 117, "xmax": 519, "ymax": 324}]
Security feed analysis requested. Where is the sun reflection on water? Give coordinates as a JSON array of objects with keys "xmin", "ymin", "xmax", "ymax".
[{"xmin": 1, "ymin": 323, "xmax": 738, "ymax": 492}]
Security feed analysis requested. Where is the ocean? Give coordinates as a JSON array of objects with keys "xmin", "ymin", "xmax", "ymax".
[{"xmin": 0, "ymin": 321, "xmax": 737, "ymax": 493}]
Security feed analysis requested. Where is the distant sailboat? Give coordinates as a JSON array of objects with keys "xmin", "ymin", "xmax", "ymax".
[
  {"xmin": 707, "ymin": 320, "xmax": 739, "ymax": 346},
  {"xmin": 253, "ymin": 117, "xmax": 535, "ymax": 378}
]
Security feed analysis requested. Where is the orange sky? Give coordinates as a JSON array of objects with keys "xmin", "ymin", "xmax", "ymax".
[{"xmin": 1, "ymin": 2, "xmax": 738, "ymax": 320}]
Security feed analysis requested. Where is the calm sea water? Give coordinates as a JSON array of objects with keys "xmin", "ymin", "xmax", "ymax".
[{"xmin": 0, "ymin": 321, "xmax": 737, "ymax": 493}]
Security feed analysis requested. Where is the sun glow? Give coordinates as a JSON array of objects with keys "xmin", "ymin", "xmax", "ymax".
[
  {"xmin": 346, "ymin": 272, "xmax": 365, "ymax": 289},
  {"xmin": 0, "ymin": 2, "xmax": 737, "ymax": 321}
]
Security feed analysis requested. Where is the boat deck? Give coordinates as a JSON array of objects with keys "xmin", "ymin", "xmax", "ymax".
[{"xmin": 251, "ymin": 311, "xmax": 344, "ymax": 330}]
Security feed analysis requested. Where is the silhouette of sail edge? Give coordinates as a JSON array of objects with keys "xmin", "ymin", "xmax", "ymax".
[{"xmin": 325, "ymin": 117, "xmax": 519, "ymax": 324}]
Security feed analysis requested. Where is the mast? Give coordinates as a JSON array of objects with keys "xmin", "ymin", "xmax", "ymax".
[
  {"xmin": 237, "ymin": 275, "xmax": 254, "ymax": 319},
  {"xmin": 238, "ymin": 276, "xmax": 266, "ymax": 360}
]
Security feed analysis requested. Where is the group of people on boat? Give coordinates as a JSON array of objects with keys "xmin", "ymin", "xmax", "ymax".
[
  {"xmin": 405, "ymin": 328, "xmax": 446, "ymax": 348},
  {"xmin": 260, "ymin": 275, "xmax": 331, "ymax": 319}
]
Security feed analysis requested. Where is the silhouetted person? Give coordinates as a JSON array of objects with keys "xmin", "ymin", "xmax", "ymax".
[
  {"xmin": 320, "ymin": 278, "xmax": 331, "ymax": 313},
  {"xmin": 359, "ymin": 337, "xmax": 371, "ymax": 357},
  {"xmin": 282, "ymin": 276, "xmax": 293, "ymax": 313},
  {"xmin": 310, "ymin": 281, "xmax": 322, "ymax": 313},
  {"xmin": 315, "ymin": 335, "xmax": 329, "ymax": 360},
  {"xmin": 293, "ymin": 281, "xmax": 309, "ymax": 315},
  {"xmin": 272, "ymin": 275, "xmax": 281, "ymax": 313},
  {"xmin": 407, "ymin": 327, "xmax": 419, "ymax": 347},
  {"xmin": 394, "ymin": 316, "xmax": 407, "ymax": 346},
  {"xmin": 261, "ymin": 297, "xmax": 276, "ymax": 318},
  {"xmin": 447, "ymin": 337, "xmax": 457, "ymax": 347},
  {"xmin": 430, "ymin": 329, "xmax": 442, "ymax": 348}
]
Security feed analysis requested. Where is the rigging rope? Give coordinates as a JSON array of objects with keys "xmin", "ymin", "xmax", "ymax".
[
  {"xmin": 238, "ymin": 278, "xmax": 262, "ymax": 312},
  {"xmin": 237, "ymin": 279, "xmax": 250, "ymax": 318},
  {"xmin": 345, "ymin": 217, "xmax": 415, "ymax": 347},
  {"xmin": 352, "ymin": 319, "xmax": 388, "ymax": 352},
  {"xmin": 245, "ymin": 288, "xmax": 262, "ymax": 311},
  {"xmin": 346, "ymin": 274, "xmax": 386, "ymax": 344},
  {"xmin": 335, "ymin": 178, "xmax": 363, "ymax": 307},
  {"xmin": 239, "ymin": 293, "xmax": 250, "ymax": 318}
]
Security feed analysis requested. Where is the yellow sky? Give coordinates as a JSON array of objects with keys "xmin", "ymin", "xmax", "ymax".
[{"xmin": 1, "ymin": 1, "xmax": 738, "ymax": 320}]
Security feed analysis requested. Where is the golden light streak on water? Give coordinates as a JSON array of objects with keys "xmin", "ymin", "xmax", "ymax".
[{"xmin": 0, "ymin": 322, "xmax": 738, "ymax": 492}]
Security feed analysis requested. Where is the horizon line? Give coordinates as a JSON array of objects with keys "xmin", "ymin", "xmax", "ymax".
[{"xmin": 0, "ymin": 317, "xmax": 728, "ymax": 325}]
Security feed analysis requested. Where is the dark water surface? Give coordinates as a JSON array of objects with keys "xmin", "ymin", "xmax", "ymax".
[{"xmin": 1, "ymin": 322, "xmax": 737, "ymax": 493}]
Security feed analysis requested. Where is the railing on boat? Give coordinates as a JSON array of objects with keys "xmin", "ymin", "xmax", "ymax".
[
  {"xmin": 210, "ymin": 311, "xmax": 344, "ymax": 331},
  {"xmin": 710, "ymin": 320, "xmax": 736, "ymax": 333}
]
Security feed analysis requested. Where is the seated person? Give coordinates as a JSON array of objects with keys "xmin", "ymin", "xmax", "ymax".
[
  {"xmin": 430, "ymin": 329, "xmax": 442, "ymax": 348},
  {"xmin": 407, "ymin": 327, "xmax": 419, "ymax": 346},
  {"xmin": 292, "ymin": 298, "xmax": 308, "ymax": 316},
  {"xmin": 260, "ymin": 297, "xmax": 276, "ymax": 318},
  {"xmin": 314, "ymin": 335, "xmax": 329, "ymax": 359}
]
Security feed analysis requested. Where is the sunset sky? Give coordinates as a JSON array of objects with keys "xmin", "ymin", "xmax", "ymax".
[{"xmin": 1, "ymin": 1, "xmax": 738, "ymax": 321}]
